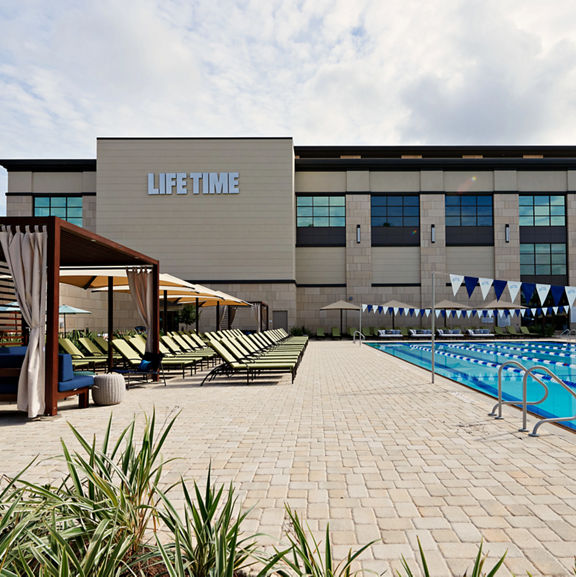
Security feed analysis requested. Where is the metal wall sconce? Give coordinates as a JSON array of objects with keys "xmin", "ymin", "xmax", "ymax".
[
  {"xmin": 356, "ymin": 224, "xmax": 361, "ymax": 244},
  {"xmin": 505, "ymin": 224, "xmax": 510, "ymax": 243},
  {"xmin": 431, "ymin": 224, "xmax": 436, "ymax": 244}
]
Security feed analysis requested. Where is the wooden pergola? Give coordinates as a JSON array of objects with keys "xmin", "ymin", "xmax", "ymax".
[{"xmin": 0, "ymin": 217, "xmax": 160, "ymax": 416}]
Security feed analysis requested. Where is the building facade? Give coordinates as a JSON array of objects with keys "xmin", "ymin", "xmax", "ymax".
[{"xmin": 3, "ymin": 139, "xmax": 576, "ymax": 332}]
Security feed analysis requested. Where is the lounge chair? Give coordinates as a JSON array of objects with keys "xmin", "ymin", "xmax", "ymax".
[
  {"xmin": 378, "ymin": 329, "xmax": 399, "ymax": 338},
  {"xmin": 520, "ymin": 326, "xmax": 539, "ymax": 337},
  {"xmin": 202, "ymin": 337, "xmax": 299, "ymax": 385},
  {"xmin": 331, "ymin": 327, "xmax": 341, "ymax": 339},
  {"xmin": 506, "ymin": 326, "xmax": 522, "ymax": 338},
  {"xmin": 79, "ymin": 337, "xmax": 121, "ymax": 361},
  {"xmin": 467, "ymin": 328, "xmax": 494, "ymax": 337},
  {"xmin": 110, "ymin": 341, "xmax": 166, "ymax": 386},
  {"xmin": 494, "ymin": 327, "xmax": 507, "ymax": 338},
  {"xmin": 409, "ymin": 329, "xmax": 432, "ymax": 338},
  {"xmin": 58, "ymin": 337, "xmax": 106, "ymax": 371},
  {"xmin": 316, "ymin": 328, "xmax": 326, "ymax": 339}
]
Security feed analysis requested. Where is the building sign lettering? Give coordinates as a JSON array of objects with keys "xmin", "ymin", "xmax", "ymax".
[{"xmin": 147, "ymin": 172, "xmax": 239, "ymax": 195}]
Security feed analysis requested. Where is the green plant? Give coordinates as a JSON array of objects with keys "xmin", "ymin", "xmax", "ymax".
[
  {"xmin": 396, "ymin": 539, "xmax": 506, "ymax": 577},
  {"xmin": 157, "ymin": 467, "xmax": 282, "ymax": 577},
  {"xmin": 276, "ymin": 506, "xmax": 376, "ymax": 577},
  {"xmin": 178, "ymin": 304, "xmax": 199, "ymax": 327}
]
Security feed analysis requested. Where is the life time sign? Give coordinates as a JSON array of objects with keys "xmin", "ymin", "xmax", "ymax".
[{"xmin": 147, "ymin": 172, "xmax": 239, "ymax": 195}]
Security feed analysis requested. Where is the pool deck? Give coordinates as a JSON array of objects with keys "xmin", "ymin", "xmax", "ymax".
[{"xmin": 2, "ymin": 340, "xmax": 576, "ymax": 576}]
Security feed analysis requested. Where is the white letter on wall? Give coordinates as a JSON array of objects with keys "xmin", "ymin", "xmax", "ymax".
[
  {"xmin": 176, "ymin": 173, "xmax": 187, "ymax": 194},
  {"xmin": 190, "ymin": 173, "xmax": 201, "ymax": 194},
  {"xmin": 209, "ymin": 173, "xmax": 227, "ymax": 194},
  {"xmin": 165, "ymin": 173, "xmax": 176, "ymax": 194},
  {"xmin": 148, "ymin": 173, "xmax": 159, "ymax": 195},
  {"xmin": 228, "ymin": 172, "xmax": 239, "ymax": 194}
]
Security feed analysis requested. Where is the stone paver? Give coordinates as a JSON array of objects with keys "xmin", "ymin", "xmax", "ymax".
[{"xmin": 2, "ymin": 340, "xmax": 576, "ymax": 575}]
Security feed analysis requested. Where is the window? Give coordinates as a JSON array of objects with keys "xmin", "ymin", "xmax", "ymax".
[
  {"xmin": 34, "ymin": 196, "xmax": 83, "ymax": 227},
  {"xmin": 519, "ymin": 195, "xmax": 565, "ymax": 226},
  {"xmin": 297, "ymin": 196, "xmax": 345, "ymax": 227},
  {"xmin": 371, "ymin": 195, "xmax": 419, "ymax": 227},
  {"xmin": 445, "ymin": 195, "xmax": 493, "ymax": 226},
  {"xmin": 520, "ymin": 243, "xmax": 566, "ymax": 275}
]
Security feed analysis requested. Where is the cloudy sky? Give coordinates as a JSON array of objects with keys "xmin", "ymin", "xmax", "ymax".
[{"xmin": 1, "ymin": 0, "xmax": 576, "ymax": 211}]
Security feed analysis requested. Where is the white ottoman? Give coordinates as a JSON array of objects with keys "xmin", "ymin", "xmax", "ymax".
[{"xmin": 92, "ymin": 373, "xmax": 126, "ymax": 406}]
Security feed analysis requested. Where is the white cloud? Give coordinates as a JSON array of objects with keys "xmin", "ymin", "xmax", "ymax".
[{"xmin": 0, "ymin": 0, "xmax": 575, "ymax": 202}]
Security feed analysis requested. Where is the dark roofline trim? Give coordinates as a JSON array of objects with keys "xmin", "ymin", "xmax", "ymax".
[
  {"xmin": 0, "ymin": 160, "xmax": 96, "ymax": 172},
  {"xmin": 97, "ymin": 136, "xmax": 293, "ymax": 141},
  {"xmin": 6, "ymin": 192, "xmax": 96, "ymax": 197},
  {"xmin": 295, "ymin": 158, "xmax": 576, "ymax": 172}
]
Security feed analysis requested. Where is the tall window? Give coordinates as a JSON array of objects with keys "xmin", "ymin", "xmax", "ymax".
[
  {"xmin": 34, "ymin": 196, "xmax": 83, "ymax": 227},
  {"xmin": 445, "ymin": 195, "xmax": 493, "ymax": 226},
  {"xmin": 520, "ymin": 243, "xmax": 566, "ymax": 275},
  {"xmin": 371, "ymin": 196, "xmax": 419, "ymax": 227},
  {"xmin": 519, "ymin": 195, "xmax": 565, "ymax": 226},
  {"xmin": 297, "ymin": 196, "xmax": 345, "ymax": 227}
]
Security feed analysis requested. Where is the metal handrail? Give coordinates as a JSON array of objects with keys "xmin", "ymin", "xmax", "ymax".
[
  {"xmin": 560, "ymin": 329, "xmax": 576, "ymax": 339},
  {"xmin": 489, "ymin": 361, "xmax": 576, "ymax": 437},
  {"xmin": 353, "ymin": 330, "xmax": 365, "ymax": 345}
]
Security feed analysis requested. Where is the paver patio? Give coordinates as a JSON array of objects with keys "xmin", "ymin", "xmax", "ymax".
[{"xmin": 2, "ymin": 340, "xmax": 576, "ymax": 576}]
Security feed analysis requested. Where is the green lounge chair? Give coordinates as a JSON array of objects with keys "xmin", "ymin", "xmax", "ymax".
[
  {"xmin": 520, "ymin": 326, "xmax": 539, "ymax": 337},
  {"xmin": 316, "ymin": 328, "xmax": 326, "ymax": 339},
  {"xmin": 494, "ymin": 327, "xmax": 507, "ymax": 337},
  {"xmin": 202, "ymin": 338, "xmax": 298, "ymax": 386},
  {"xmin": 58, "ymin": 337, "xmax": 106, "ymax": 371},
  {"xmin": 331, "ymin": 327, "xmax": 341, "ymax": 339},
  {"xmin": 506, "ymin": 326, "xmax": 522, "ymax": 338}
]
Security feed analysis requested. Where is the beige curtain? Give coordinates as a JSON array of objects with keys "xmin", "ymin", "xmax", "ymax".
[
  {"xmin": 0, "ymin": 225, "xmax": 47, "ymax": 418},
  {"xmin": 127, "ymin": 268, "xmax": 154, "ymax": 352}
]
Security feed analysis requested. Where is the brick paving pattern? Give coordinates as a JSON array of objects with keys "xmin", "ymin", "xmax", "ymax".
[{"xmin": 2, "ymin": 340, "xmax": 576, "ymax": 576}]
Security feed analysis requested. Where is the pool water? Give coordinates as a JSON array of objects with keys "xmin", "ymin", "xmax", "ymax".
[{"xmin": 367, "ymin": 341, "xmax": 576, "ymax": 430}]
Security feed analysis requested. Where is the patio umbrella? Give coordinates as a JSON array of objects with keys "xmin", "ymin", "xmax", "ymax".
[
  {"xmin": 380, "ymin": 299, "xmax": 415, "ymax": 329},
  {"xmin": 320, "ymin": 300, "xmax": 361, "ymax": 335},
  {"xmin": 434, "ymin": 300, "xmax": 471, "ymax": 328},
  {"xmin": 4, "ymin": 302, "xmax": 91, "ymax": 334}
]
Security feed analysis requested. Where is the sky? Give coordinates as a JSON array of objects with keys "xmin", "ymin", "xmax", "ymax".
[{"xmin": 1, "ymin": 0, "xmax": 576, "ymax": 213}]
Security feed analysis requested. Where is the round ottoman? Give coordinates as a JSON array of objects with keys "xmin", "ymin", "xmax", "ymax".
[{"xmin": 92, "ymin": 373, "xmax": 126, "ymax": 406}]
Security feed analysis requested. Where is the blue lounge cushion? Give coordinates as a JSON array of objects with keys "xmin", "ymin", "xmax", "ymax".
[
  {"xmin": 58, "ymin": 354, "xmax": 94, "ymax": 393},
  {"xmin": 59, "ymin": 374, "xmax": 94, "ymax": 392},
  {"xmin": 0, "ymin": 346, "xmax": 27, "ymax": 356}
]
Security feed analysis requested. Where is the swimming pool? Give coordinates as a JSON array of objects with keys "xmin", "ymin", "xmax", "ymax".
[{"xmin": 367, "ymin": 341, "xmax": 576, "ymax": 430}]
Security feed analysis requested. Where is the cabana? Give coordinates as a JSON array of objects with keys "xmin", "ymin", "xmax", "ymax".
[{"xmin": 0, "ymin": 217, "xmax": 160, "ymax": 418}]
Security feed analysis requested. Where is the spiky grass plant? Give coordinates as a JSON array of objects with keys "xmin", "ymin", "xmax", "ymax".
[
  {"xmin": 396, "ymin": 538, "xmax": 506, "ymax": 577},
  {"xmin": 276, "ymin": 506, "xmax": 376, "ymax": 577},
  {"xmin": 0, "ymin": 410, "xmax": 178, "ymax": 575}
]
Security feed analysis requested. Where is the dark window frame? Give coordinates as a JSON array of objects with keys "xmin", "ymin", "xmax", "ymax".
[
  {"xmin": 370, "ymin": 194, "xmax": 420, "ymax": 228},
  {"xmin": 444, "ymin": 194, "xmax": 493, "ymax": 227},
  {"xmin": 520, "ymin": 243, "xmax": 567, "ymax": 276},
  {"xmin": 33, "ymin": 195, "xmax": 83, "ymax": 227},
  {"xmin": 519, "ymin": 194, "xmax": 566, "ymax": 227},
  {"xmin": 296, "ymin": 195, "xmax": 346, "ymax": 228}
]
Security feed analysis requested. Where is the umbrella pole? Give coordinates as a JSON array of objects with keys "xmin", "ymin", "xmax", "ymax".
[
  {"xmin": 107, "ymin": 276, "xmax": 114, "ymax": 371},
  {"xmin": 340, "ymin": 309, "xmax": 343, "ymax": 336},
  {"xmin": 196, "ymin": 298, "xmax": 199, "ymax": 334}
]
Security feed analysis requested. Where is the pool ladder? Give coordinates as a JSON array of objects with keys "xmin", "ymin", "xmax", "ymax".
[
  {"xmin": 560, "ymin": 328, "xmax": 576, "ymax": 340},
  {"xmin": 353, "ymin": 330, "xmax": 365, "ymax": 345},
  {"xmin": 489, "ymin": 361, "xmax": 576, "ymax": 437}
]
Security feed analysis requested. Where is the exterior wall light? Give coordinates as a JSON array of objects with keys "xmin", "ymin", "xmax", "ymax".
[
  {"xmin": 431, "ymin": 224, "xmax": 436, "ymax": 244},
  {"xmin": 505, "ymin": 224, "xmax": 510, "ymax": 243},
  {"xmin": 356, "ymin": 224, "xmax": 361, "ymax": 244}
]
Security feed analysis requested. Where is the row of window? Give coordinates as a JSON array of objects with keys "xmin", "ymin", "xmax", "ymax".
[
  {"xmin": 296, "ymin": 194, "xmax": 567, "ymax": 228},
  {"xmin": 33, "ymin": 196, "xmax": 83, "ymax": 227},
  {"xmin": 519, "ymin": 243, "xmax": 567, "ymax": 276}
]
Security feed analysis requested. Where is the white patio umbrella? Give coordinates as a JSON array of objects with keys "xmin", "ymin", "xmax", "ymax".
[{"xmin": 4, "ymin": 302, "xmax": 91, "ymax": 334}]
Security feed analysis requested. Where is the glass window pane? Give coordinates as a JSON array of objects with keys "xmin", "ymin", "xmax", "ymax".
[
  {"xmin": 461, "ymin": 196, "xmax": 476, "ymax": 206},
  {"xmin": 297, "ymin": 217, "xmax": 313, "ymax": 227},
  {"xmin": 297, "ymin": 207, "xmax": 313, "ymax": 217},
  {"xmin": 404, "ymin": 196, "xmax": 419, "ymax": 206},
  {"xmin": 314, "ymin": 206, "xmax": 329, "ymax": 217},
  {"xmin": 461, "ymin": 206, "xmax": 476, "ymax": 217},
  {"xmin": 519, "ymin": 196, "xmax": 533, "ymax": 205},
  {"xmin": 34, "ymin": 207, "xmax": 50, "ymax": 217},
  {"xmin": 404, "ymin": 218, "xmax": 419, "ymax": 227},
  {"xmin": 519, "ymin": 206, "xmax": 532, "ymax": 216},
  {"xmin": 550, "ymin": 206, "xmax": 565, "ymax": 216},
  {"xmin": 477, "ymin": 196, "xmax": 493, "ymax": 205},
  {"xmin": 519, "ymin": 215, "xmax": 533, "ymax": 226},
  {"xmin": 314, "ymin": 217, "xmax": 329, "ymax": 227},
  {"xmin": 550, "ymin": 216, "xmax": 565, "ymax": 226},
  {"xmin": 534, "ymin": 216, "xmax": 549, "ymax": 226},
  {"xmin": 520, "ymin": 244, "xmax": 534, "ymax": 253},
  {"xmin": 520, "ymin": 254, "xmax": 533, "ymax": 265},
  {"xmin": 404, "ymin": 207, "xmax": 419, "ymax": 217},
  {"xmin": 371, "ymin": 197, "xmax": 387, "ymax": 206},
  {"xmin": 445, "ymin": 217, "xmax": 460, "ymax": 227},
  {"xmin": 67, "ymin": 197, "xmax": 83, "ymax": 207},
  {"xmin": 551, "ymin": 244, "xmax": 566, "ymax": 253},
  {"xmin": 534, "ymin": 196, "xmax": 549, "ymax": 205},
  {"xmin": 387, "ymin": 217, "xmax": 402, "ymax": 226},
  {"xmin": 68, "ymin": 218, "xmax": 83, "ymax": 227},
  {"xmin": 67, "ymin": 207, "xmax": 82, "ymax": 218},
  {"xmin": 477, "ymin": 216, "xmax": 492, "ymax": 226},
  {"xmin": 552, "ymin": 264, "xmax": 567, "ymax": 274},
  {"xmin": 330, "ymin": 196, "xmax": 345, "ymax": 206},
  {"xmin": 35, "ymin": 197, "xmax": 50, "ymax": 207},
  {"xmin": 521, "ymin": 263, "xmax": 535, "ymax": 275},
  {"xmin": 388, "ymin": 207, "xmax": 402, "ymax": 217},
  {"xmin": 371, "ymin": 207, "xmax": 387, "ymax": 217},
  {"xmin": 550, "ymin": 196, "xmax": 565, "ymax": 206},
  {"xmin": 329, "ymin": 206, "xmax": 345, "ymax": 217},
  {"xmin": 331, "ymin": 217, "xmax": 345, "ymax": 227},
  {"xmin": 446, "ymin": 206, "xmax": 459, "ymax": 217},
  {"xmin": 445, "ymin": 196, "xmax": 459, "ymax": 206},
  {"xmin": 313, "ymin": 196, "xmax": 329, "ymax": 206},
  {"xmin": 297, "ymin": 197, "xmax": 312, "ymax": 206},
  {"xmin": 535, "ymin": 264, "xmax": 551, "ymax": 274},
  {"xmin": 50, "ymin": 197, "xmax": 66, "ymax": 207},
  {"xmin": 551, "ymin": 253, "xmax": 566, "ymax": 265},
  {"xmin": 461, "ymin": 216, "xmax": 476, "ymax": 226},
  {"xmin": 535, "ymin": 244, "xmax": 549, "ymax": 253},
  {"xmin": 534, "ymin": 206, "xmax": 550, "ymax": 216},
  {"xmin": 51, "ymin": 208, "xmax": 66, "ymax": 217},
  {"xmin": 477, "ymin": 205, "xmax": 492, "ymax": 216},
  {"xmin": 387, "ymin": 196, "xmax": 402, "ymax": 205}
]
